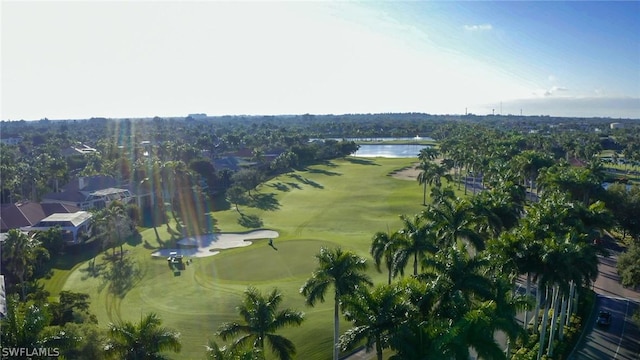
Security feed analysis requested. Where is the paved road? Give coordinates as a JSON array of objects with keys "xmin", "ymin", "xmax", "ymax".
[
  {"xmin": 570, "ymin": 295, "xmax": 639, "ymax": 360},
  {"xmin": 570, "ymin": 237, "xmax": 640, "ymax": 360}
]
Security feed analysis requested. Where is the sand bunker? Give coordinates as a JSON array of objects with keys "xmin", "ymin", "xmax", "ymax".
[{"xmin": 151, "ymin": 230, "xmax": 279, "ymax": 258}]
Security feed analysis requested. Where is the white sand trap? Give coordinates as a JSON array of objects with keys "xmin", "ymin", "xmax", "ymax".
[{"xmin": 151, "ymin": 230, "xmax": 279, "ymax": 258}]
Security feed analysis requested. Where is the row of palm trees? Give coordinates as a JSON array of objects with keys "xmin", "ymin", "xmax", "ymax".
[{"xmin": 206, "ymin": 143, "xmax": 612, "ymax": 359}]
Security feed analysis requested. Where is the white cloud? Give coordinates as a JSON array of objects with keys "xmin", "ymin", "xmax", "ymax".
[
  {"xmin": 544, "ymin": 86, "xmax": 569, "ymax": 96},
  {"xmin": 533, "ymin": 86, "xmax": 569, "ymax": 97},
  {"xmin": 463, "ymin": 24, "xmax": 493, "ymax": 31},
  {"xmin": 548, "ymin": 75, "xmax": 556, "ymax": 82}
]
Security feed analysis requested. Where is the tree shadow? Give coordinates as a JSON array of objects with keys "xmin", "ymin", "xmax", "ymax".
[
  {"xmin": 79, "ymin": 260, "xmax": 107, "ymax": 280},
  {"xmin": 286, "ymin": 182, "xmax": 302, "ymax": 190},
  {"xmin": 319, "ymin": 160, "xmax": 338, "ymax": 167},
  {"xmin": 52, "ymin": 240, "xmax": 103, "ymax": 271},
  {"xmin": 268, "ymin": 182, "xmax": 291, "ymax": 192},
  {"xmin": 238, "ymin": 214, "xmax": 263, "ymax": 228},
  {"xmin": 287, "ymin": 174, "xmax": 324, "ymax": 189},
  {"xmin": 345, "ymin": 157, "xmax": 380, "ymax": 166},
  {"xmin": 212, "ymin": 193, "xmax": 232, "ymax": 211},
  {"xmin": 307, "ymin": 168, "xmax": 342, "ymax": 176},
  {"xmin": 98, "ymin": 257, "xmax": 141, "ymax": 299},
  {"xmin": 126, "ymin": 232, "xmax": 142, "ymax": 247},
  {"xmin": 249, "ymin": 193, "xmax": 280, "ymax": 211},
  {"xmin": 143, "ymin": 240, "xmax": 158, "ymax": 250}
]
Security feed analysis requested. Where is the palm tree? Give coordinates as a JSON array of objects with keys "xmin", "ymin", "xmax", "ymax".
[
  {"xmin": 418, "ymin": 147, "xmax": 439, "ymax": 162},
  {"xmin": 1, "ymin": 229, "xmax": 45, "ymax": 300},
  {"xmin": 424, "ymin": 198, "xmax": 485, "ymax": 252},
  {"xmin": 419, "ymin": 246, "xmax": 494, "ymax": 321},
  {"xmin": 300, "ymin": 247, "xmax": 372, "ymax": 360},
  {"xmin": 2, "ymin": 294, "xmax": 48, "ymax": 348},
  {"xmin": 370, "ymin": 230, "xmax": 401, "ymax": 284},
  {"xmin": 392, "ymin": 215, "xmax": 437, "ymax": 277},
  {"xmin": 206, "ymin": 340, "xmax": 264, "ymax": 360},
  {"xmin": 416, "ymin": 161, "xmax": 452, "ymax": 205},
  {"xmin": 440, "ymin": 303, "xmax": 507, "ymax": 360},
  {"xmin": 96, "ymin": 201, "xmax": 130, "ymax": 261},
  {"xmin": 217, "ymin": 287, "xmax": 304, "ymax": 360},
  {"xmin": 340, "ymin": 284, "xmax": 413, "ymax": 360},
  {"xmin": 105, "ymin": 312, "xmax": 181, "ymax": 359},
  {"xmin": 488, "ymin": 276, "xmax": 532, "ymax": 357}
]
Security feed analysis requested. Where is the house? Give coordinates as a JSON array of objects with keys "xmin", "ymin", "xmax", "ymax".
[
  {"xmin": 60, "ymin": 143, "xmax": 98, "ymax": 157},
  {"xmin": 0, "ymin": 201, "xmax": 80, "ymax": 232},
  {"xmin": 42, "ymin": 176, "xmax": 134, "ymax": 210},
  {"xmin": 0, "ymin": 136, "xmax": 23, "ymax": 146},
  {"xmin": 23, "ymin": 211, "xmax": 92, "ymax": 244}
]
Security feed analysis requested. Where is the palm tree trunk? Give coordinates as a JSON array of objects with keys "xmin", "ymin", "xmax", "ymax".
[
  {"xmin": 565, "ymin": 281, "xmax": 576, "ymax": 327},
  {"xmin": 558, "ymin": 292, "xmax": 568, "ymax": 340},
  {"xmin": 423, "ymin": 181, "xmax": 427, "ymax": 206},
  {"xmin": 376, "ymin": 335, "xmax": 383, "ymax": 360},
  {"xmin": 537, "ymin": 285, "xmax": 552, "ymax": 360},
  {"xmin": 334, "ymin": 293, "xmax": 340, "ymax": 360},
  {"xmin": 547, "ymin": 285, "xmax": 561, "ymax": 356},
  {"xmin": 413, "ymin": 253, "xmax": 418, "ymax": 276},
  {"xmin": 524, "ymin": 273, "xmax": 531, "ymax": 329},
  {"xmin": 533, "ymin": 281, "xmax": 542, "ymax": 330}
]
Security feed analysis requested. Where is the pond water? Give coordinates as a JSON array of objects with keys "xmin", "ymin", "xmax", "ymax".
[{"xmin": 353, "ymin": 144, "xmax": 430, "ymax": 158}]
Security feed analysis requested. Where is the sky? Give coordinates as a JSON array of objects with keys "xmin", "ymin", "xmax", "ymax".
[{"xmin": 2, "ymin": 1, "xmax": 639, "ymax": 120}]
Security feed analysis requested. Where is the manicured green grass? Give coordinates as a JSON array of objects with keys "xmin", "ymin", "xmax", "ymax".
[{"xmin": 46, "ymin": 157, "xmax": 431, "ymax": 359}]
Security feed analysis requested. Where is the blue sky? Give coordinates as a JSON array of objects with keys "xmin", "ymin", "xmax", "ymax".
[{"xmin": 2, "ymin": 1, "xmax": 639, "ymax": 120}]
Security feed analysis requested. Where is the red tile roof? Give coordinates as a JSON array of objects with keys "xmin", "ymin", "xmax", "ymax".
[{"xmin": 0, "ymin": 201, "xmax": 80, "ymax": 232}]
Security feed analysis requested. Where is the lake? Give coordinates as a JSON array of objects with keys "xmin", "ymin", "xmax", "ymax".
[{"xmin": 353, "ymin": 144, "xmax": 429, "ymax": 158}]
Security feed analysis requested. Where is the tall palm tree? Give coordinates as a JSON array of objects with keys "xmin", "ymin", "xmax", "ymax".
[
  {"xmin": 419, "ymin": 246, "xmax": 494, "ymax": 321},
  {"xmin": 392, "ymin": 215, "xmax": 437, "ymax": 277},
  {"xmin": 1, "ymin": 229, "xmax": 44, "ymax": 300},
  {"xmin": 340, "ymin": 284, "xmax": 413, "ymax": 360},
  {"xmin": 424, "ymin": 198, "xmax": 485, "ymax": 252},
  {"xmin": 488, "ymin": 276, "xmax": 532, "ymax": 357},
  {"xmin": 416, "ymin": 161, "xmax": 452, "ymax": 206},
  {"xmin": 105, "ymin": 312, "xmax": 181, "ymax": 360},
  {"xmin": 439, "ymin": 303, "xmax": 507, "ymax": 360},
  {"xmin": 370, "ymin": 230, "xmax": 401, "ymax": 284},
  {"xmin": 96, "ymin": 201, "xmax": 130, "ymax": 261},
  {"xmin": 300, "ymin": 247, "xmax": 372, "ymax": 360},
  {"xmin": 217, "ymin": 287, "xmax": 304, "ymax": 360},
  {"xmin": 418, "ymin": 147, "xmax": 439, "ymax": 162}
]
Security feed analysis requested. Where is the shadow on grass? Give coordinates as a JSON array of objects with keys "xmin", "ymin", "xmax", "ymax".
[
  {"xmin": 126, "ymin": 232, "xmax": 143, "ymax": 247},
  {"xmin": 212, "ymin": 193, "xmax": 232, "ymax": 211},
  {"xmin": 286, "ymin": 182, "xmax": 302, "ymax": 190},
  {"xmin": 52, "ymin": 240, "xmax": 103, "ymax": 271},
  {"xmin": 287, "ymin": 174, "xmax": 324, "ymax": 189},
  {"xmin": 269, "ymin": 182, "xmax": 291, "ymax": 192},
  {"xmin": 98, "ymin": 256, "xmax": 141, "ymax": 299},
  {"xmin": 345, "ymin": 157, "xmax": 380, "ymax": 166},
  {"xmin": 79, "ymin": 260, "xmax": 107, "ymax": 280},
  {"xmin": 238, "ymin": 214, "xmax": 263, "ymax": 228},
  {"xmin": 307, "ymin": 168, "xmax": 342, "ymax": 176},
  {"xmin": 248, "ymin": 193, "xmax": 280, "ymax": 211},
  {"xmin": 143, "ymin": 240, "xmax": 158, "ymax": 250}
]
